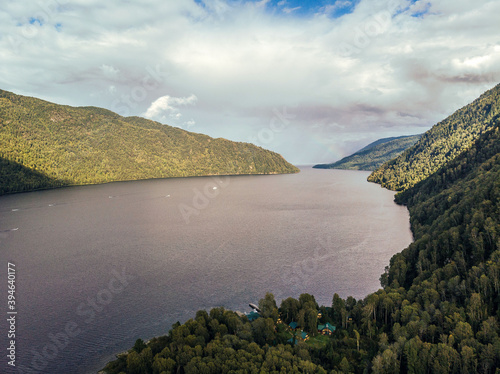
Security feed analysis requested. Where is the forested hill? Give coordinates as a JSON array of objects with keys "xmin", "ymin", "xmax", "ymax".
[
  {"xmin": 313, "ymin": 134, "xmax": 421, "ymax": 171},
  {"xmin": 368, "ymin": 83, "xmax": 500, "ymax": 191},
  {"xmin": 0, "ymin": 89, "xmax": 299, "ymax": 194},
  {"xmin": 390, "ymin": 123, "xmax": 500, "ymax": 293},
  {"xmin": 370, "ymin": 122, "xmax": 500, "ymax": 372}
]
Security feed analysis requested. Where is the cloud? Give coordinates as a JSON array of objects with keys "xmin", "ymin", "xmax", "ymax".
[
  {"xmin": 144, "ymin": 94, "xmax": 198, "ymax": 126},
  {"xmin": 100, "ymin": 64, "xmax": 119, "ymax": 78},
  {"xmin": 282, "ymin": 6, "xmax": 301, "ymax": 14},
  {"xmin": 408, "ymin": 1, "xmax": 432, "ymax": 18},
  {"xmin": 0, "ymin": 0, "xmax": 499, "ymax": 163},
  {"xmin": 321, "ymin": 1, "xmax": 354, "ymax": 16}
]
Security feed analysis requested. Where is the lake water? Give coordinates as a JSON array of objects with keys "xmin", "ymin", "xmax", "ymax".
[{"xmin": 0, "ymin": 167, "xmax": 412, "ymax": 374}]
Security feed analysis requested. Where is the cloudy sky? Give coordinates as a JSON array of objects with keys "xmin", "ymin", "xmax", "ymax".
[{"xmin": 1, "ymin": 0, "xmax": 499, "ymax": 164}]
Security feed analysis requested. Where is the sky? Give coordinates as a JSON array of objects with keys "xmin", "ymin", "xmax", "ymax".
[{"xmin": 1, "ymin": 0, "xmax": 499, "ymax": 164}]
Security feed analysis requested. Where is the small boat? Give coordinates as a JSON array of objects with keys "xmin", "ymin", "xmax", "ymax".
[{"xmin": 249, "ymin": 303, "xmax": 261, "ymax": 313}]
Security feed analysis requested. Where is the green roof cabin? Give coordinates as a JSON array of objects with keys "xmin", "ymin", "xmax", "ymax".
[{"xmin": 318, "ymin": 322, "xmax": 336, "ymax": 335}]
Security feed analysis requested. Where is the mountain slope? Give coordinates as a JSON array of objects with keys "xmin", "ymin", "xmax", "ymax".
[
  {"xmin": 368, "ymin": 83, "xmax": 500, "ymax": 190},
  {"xmin": 391, "ymin": 123, "xmax": 500, "ymax": 287},
  {"xmin": 313, "ymin": 134, "xmax": 421, "ymax": 171},
  {"xmin": 368, "ymin": 122, "xmax": 500, "ymax": 373},
  {"xmin": 0, "ymin": 89, "xmax": 299, "ymax": 194}
]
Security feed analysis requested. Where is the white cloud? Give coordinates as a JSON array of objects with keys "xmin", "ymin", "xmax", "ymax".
[
  {"xmin": 144, "ymin": 94, "xmax": 198, "ymax": 125},
  {"xmin": 282, "ymin": 6, "xmax": 301, "ymax": 14},
  {"xmin": 0, "ymin": 0, "xmax": 499, "ymax": 163},
  {"xmin": 321, "ymin": 1, "xmax": 353, "ymax": 15}
]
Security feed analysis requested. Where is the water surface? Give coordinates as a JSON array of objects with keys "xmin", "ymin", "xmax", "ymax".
[{"xmin": 0, "ymin": 167, "xmax": 412, "ymax": 373}]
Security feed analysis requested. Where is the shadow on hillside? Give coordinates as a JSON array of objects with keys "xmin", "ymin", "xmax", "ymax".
[{"xmin": 0, "ymin": 157, "xmax": 70, "ymax": 195}]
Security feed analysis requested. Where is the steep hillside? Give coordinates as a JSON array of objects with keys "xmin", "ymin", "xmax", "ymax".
[
  {"xmin": 0, "ymin": 90, "xmax": 299, "ymax": 194},
  {"xmin": 368, "ymin": 83, "xmax": 500, "ymax": 190},
  {"xmin": 390, "ymin": 124, "xmax": 500, "ymax": 287},
  {"xmin": 369, "ymin": 122, "xmax": 500, "ymax": 372},
  {"xmin": 313, "ymin": 134, "xmax": 421, "ymax": 171}
]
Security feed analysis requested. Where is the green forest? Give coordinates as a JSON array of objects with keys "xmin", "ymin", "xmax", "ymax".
[
  {"xmin": 0, "ymin": 90, "xmax": 298, "ymax": 195},
  {"xmin": 368, "ymin": 83, "xmax": 500, "ymax": 191},
  {"xmin": 103, "ymin": 86, "xmax": 500, "ymax": 373},
  {"xmin": 313, "ymin": 134, "xmax": 421, "ymax": 171}
]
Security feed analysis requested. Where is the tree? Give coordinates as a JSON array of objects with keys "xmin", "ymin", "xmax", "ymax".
[
  {"xmin": 467, "ymin": 293, "xmax": 485, "ymax": 326},
  {"xmin": 259, "ymin": 292, "xmax": 279, "ymax": 320},
  {"xmin": 339, "ymin": 357, "xmax": 350, "ymax": 373},
  {"xmin": 353, "ymin": 330, "xmax": 360, "ymax": 352},
  {"xmin": 332, "ymin": 293, "xmax": 346, "ymax": 326},
  {"xmin": 460, "ymin": 345, "xmax": 477, "ymax": 374},
  {"xmin": 126, "ymin": 350, "xmax": 146, "ymax": 374},
  {"xmin": 305, "ymin": 308, "xmax": 318, "ymax": 335},
  {"xmin": 404, "ymin": 337, "xmax": 425, "ymax": 374},
  {"xmin": 280, "ymin": 297, "xmax": 300, "ymax": 323},
  {"xmin": 299, "ymin": 293, "xmax": 318, "ymax": 310},
  {"xmin": 133, "ymin": 338, "xmax": 147, "ymax": 353},
  {"xmin": 251, "ymin": 318, "xmax": 276, "ymax": 346}
]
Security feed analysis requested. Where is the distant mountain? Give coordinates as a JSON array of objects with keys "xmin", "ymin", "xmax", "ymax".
[
  {"xmin": 368, "ymin": 83, "xmax": 500, "ymax": 190},
  {"xmin": 0, "ymin": 90, "xmax": 299, "ymax": 194},
  {"xmin": 313, "ymin": 134, "xmax": 421, "ymax": 171}
]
